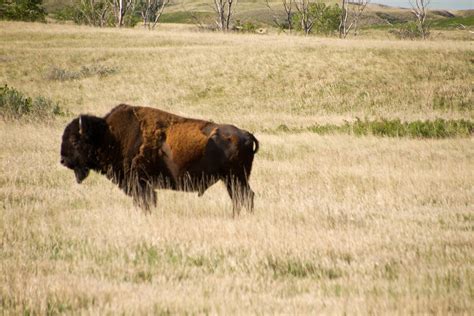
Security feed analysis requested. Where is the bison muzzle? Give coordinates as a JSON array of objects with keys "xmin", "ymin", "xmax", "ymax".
[{"xmin": 60, "ymin": 104, "xmax": 259, "ymax": 216}]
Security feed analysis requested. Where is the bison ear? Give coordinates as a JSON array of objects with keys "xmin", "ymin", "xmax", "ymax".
[
  {"xmin": 210, "ymin": 127, "xmax": 219, "ymax": 138},
  {"xmin": 78, "ymin": 115, "xmax": 107, "ymax": 144}
]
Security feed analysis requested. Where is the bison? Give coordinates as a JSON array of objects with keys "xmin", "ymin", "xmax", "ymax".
[{"xmin": 60, "ymin": 104, "xmax": 259, "ymax": 216}]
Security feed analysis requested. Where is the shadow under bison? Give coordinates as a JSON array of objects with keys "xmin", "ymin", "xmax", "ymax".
[{"xmin": 60, "ymin": 104, "xmax": 259, "ymax": 215}]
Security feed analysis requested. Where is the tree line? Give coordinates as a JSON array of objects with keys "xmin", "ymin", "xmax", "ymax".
[{"xmin": 0, "ymin": 0, "xmax": 432, "ymax": 39}]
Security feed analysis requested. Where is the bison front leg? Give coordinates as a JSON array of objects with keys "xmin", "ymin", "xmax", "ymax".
[
  {"xmin": 127, "ymin": 158, "xmax": 158, "ymax": 212},
  {"xmin": 120, "ymin": 178, "xmax": 157, "ymax": 212},
  {"xmin": 225, "ymin": 176, "xmax": 255, "ymax": 217},
  {"xmin": 133, "ymin": 181, "xmax": 157, "ymax": 213}
]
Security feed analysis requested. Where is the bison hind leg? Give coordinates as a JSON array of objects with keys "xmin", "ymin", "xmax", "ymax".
[
  {"xmin": 224, "ymin": 176, "xmax": 255, "ymax": 217},
  {"xmin": 196, "ymin": 176, "xmax": 219, "ymax": 197}
]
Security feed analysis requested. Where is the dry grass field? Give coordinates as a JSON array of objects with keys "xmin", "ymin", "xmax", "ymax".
[{"xmin": 1, "ymin": 21, "xmax": 473, "ymax": 314}]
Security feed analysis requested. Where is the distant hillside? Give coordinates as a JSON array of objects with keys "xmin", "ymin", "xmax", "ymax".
[{"xmin": 42, "ymin": 0, "xmax": 473, "ymax": 29}]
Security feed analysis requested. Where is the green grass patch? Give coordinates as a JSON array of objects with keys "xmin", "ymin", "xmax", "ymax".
[
  {"xmin": 160, "ymin": 11, "xmax": 213, "ymax": 24},
  {"xmin": 264, "ymin": 255, "xmax": 343, "ymax": 279},
  {"xmin": 0, "ymin": 84, "xmax": 66, "ymax": 121},
  {"xmin": 132, "ymin": 243, "xmax": 227, "ymax": 274},
  {"xmin": 366, "ymin": 15, "xmax": 474, "ymax": 31},
  {"xmin": 272, "ymin": 118, "xmax": 474, "ymax": 138},
  {"xmin": 430, "ymin": 16, "xmax": 474, "ymax": 29}
]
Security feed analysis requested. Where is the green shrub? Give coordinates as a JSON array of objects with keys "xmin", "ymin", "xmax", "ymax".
[
  {"xmin": 389, "ymin": 21, "xmax": 429, "ymax": 40},
  {"xmin": 265, "ymin": 255, "xmax": 343, "ymax": 279},
  {"xmin": 0, "ymin": 0, "xmax": 46, "ymax": 22},
  {"xmin": 52, "ymin": 1, "xmax": 114, "ymax": 27},
  {"xmin": 276, "ymin": 124, "xmax": 290, "ymax": 132},
  {"xmin": 292, "ymin": 3, "xmax": 341, "ymax": 35},
  {"xmin": 46, "ymin": 64, "xmax": 117, "ymax": 81},
  {"xmin": 375, "ymin": 12, "xmax": 407, "ymax": 25},
  {"xmin": 52, "ymin": 1, "xmax": 141, "ymax": 27},
  {"xmin": 0, "ymin": 84, "xmax": 65, "ymax": 120},
  {"xmin": 234, "ymin": 20, "xmax": 258, "ymax": 33},
  {"xmin": 351, "ymin": 118, "xmax": 473, "ymax": 138},
  {"xmin": 159, "ymin": 11, "xmax": 212, "ymax": 24},
  {"xmin": 274, "ymin": 118, "xmax": 473, "ymax": 138},
  {"xmin": 430, "ymin": 15, "xmax": 474, "ymax": 29},
  {"xmin": 52, "ymin": 5, "xmax": 81, "ymax": 23}
]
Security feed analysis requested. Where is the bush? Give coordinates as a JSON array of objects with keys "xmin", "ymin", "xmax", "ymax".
[
  {"xmin": 52, "ymin": 5, "xmax": 81, "ymax": 23},
  {"xmin": 46, "ymin": 64, "xmax": 117, "ymax": 81},
  {"xmin": 0, "ymin": 85, "xmax": 65, "ymax": 120},
  {"xmin": 0, "ymin": 0, "xmax": 46, "ymax": 22},
  {"xmin": 375, "ymin": 12, "xmax": 407, "ymax": 25},
  {"xmin": 350, "ymin": 118, "xmax": 472, "ymax": 138},
  {"xmin": 273, "ymin": 118, "xmax": 473, "ymax": 139},
  {"xmin": 292, "ymin": 3, "xmax": 341, "ymax": 35},
  {"xmin": 389, "ymin": 21, "xmax": 429, "ymax": 40},
  {"xmin": 234, "ymin": 20, "xmax": 259, "ymax": 33},
  {"xmin": 52, "ymin": 1, "xmax": 140, "ymax": 27}
]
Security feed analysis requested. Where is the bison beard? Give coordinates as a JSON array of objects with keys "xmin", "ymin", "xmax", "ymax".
[{"xmin": 60, "ymin": 104, "xmax": 259, "ymax": 216}]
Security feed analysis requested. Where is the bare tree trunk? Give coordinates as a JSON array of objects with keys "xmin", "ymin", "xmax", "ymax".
[
  {"xmin": 151, "ymin": 0, "xmax": 169, "ymax": 29},
  {"xmin": 118, "ymin": 0, "xmax": 123, "ymax": 26},
  {"xmin": 283, "ymin": 0, "xmax": 294, "ymax": 33},
  {"xmin": 99, "ymin": 1, "xmax": 110, "ymax": 27},
  {"xmin": 110, "ymin": 0, "xmax": 133, "ymax": 27},
  {"xmin": 339, "ymin": 0, "xmax": 347, "ymax": 38},
  {"xmin": 141, "ymin": 0, "xmax": 149, "ymax": 28},
  {"xmin": 352, "ymin": 0, "xmax": 369, "ymax": 36},
  {"xmin": 409, "ymin": 0, "xmax": 431, "ymax": 39},
  {"xmin": 214, "ymin": 0, "xmax": 225, "ymax": 31},
  {"xmin": 213, "ymin": 0, "xmax": 237, "ymax": 32},
  {"xmin": 339, "ymin": 0, "xmax": 369, "ymax": 38},
  {"xmin": 141, "ymin": 0, "xmax": 169, "ymax": 29},
  {"xmin": 225, "ymin": 0, "xmax": 234, "ymax": 31},
  {"xmin": 78, "ymin": 0, "xmax": 110, "ymax": 27},
  {"xmin": 295, "ymin": 0, "xmax": 314, "ymax": 35}
]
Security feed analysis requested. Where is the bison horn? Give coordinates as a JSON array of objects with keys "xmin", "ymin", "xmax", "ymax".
[{"xmin": 79, "ymin": 115, "xmax": 83, "ymax": 135}]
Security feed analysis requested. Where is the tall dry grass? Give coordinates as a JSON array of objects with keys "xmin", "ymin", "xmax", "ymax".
[
  {"xmin": 1, "ymin": 21, "xmax": 473, "ymax": 314},
  {"xmin": 1, "ymin": 21, "xmax": 472, "ymax": 127}
]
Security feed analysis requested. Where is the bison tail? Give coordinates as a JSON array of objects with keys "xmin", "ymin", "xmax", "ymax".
[{"xmin": 250, "ymin": 133, "xmax": 259, "ymax": 154}]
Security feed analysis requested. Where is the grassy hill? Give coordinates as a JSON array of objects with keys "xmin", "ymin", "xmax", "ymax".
[
  {"xmin": 1, "ymin": 20, "xmax": 473, "ymax": 314},
  {"xmin": 42, "ymin": 0, "xmax": 474, "ymax": 31}
]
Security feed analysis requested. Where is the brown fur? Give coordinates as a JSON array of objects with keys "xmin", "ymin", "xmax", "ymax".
[
  {"xmin": 166, "ymin": 121, "xmax": 210, "ymax": 171},
  {"xmin": 60, "ymin": 104, "xmax": 259, "ymax": 215}
]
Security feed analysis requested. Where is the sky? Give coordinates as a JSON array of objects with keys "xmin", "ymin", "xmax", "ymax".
[{"xmin": 371, "ymin": 0, "xmax": 474, "ymax": 10}]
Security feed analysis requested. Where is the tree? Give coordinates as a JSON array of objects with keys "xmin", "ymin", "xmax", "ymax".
[
  {"xmin": 75, "ymin": 0, "xmax": 111, "ymax": 27},
  {"xmin": 0, "ymin": 0, "xmax": 46, "ymax": 22},
  {"xmin": 109, "ymin": 0, "xmax": 134, "ymax": 27},
  {"xmin": 265, "ymin": 0, "xmax": 294, "ymax": 33},
  {"xmin": 139, "ymin": 0, "xmax": 169, "ymax": 29},
  {"xmin": 213, "ymin": 0, "xmax": 236, "ymax": 31},
  {"xmin": 294, "ymin": 0, "xmax": 314, "ymax": 35},
  {"xmin": 409, "ymin": 0, "xmax": 430, "ymax": 39},
  {"xmin": 339, "ymin": 0, "xmax": 370, "ymax": 38},
  {"xmin": 293, "ymin": 1, "xmax": 340, "ymax": 36},
  {"xmin": 311, "ymin": 2, "xmax": 340, "ymax": 35}
]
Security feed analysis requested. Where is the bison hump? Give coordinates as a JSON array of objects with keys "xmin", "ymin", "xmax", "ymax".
[{"xmin": 165, "ymin": 121, "xmax": 209, "ymax": 169}]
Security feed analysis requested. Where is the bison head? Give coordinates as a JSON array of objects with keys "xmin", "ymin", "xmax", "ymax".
[{"xmin": 60, "ymin": 115, "xmax": 107, "ymax": 183}]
